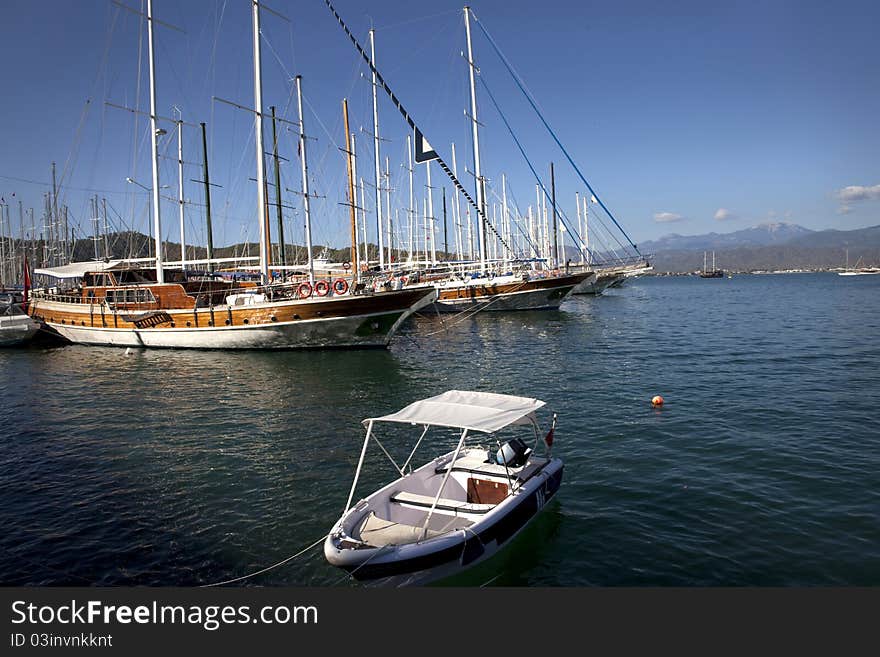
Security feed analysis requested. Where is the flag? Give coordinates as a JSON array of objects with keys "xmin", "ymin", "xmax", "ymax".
[
  {"xmin": 590, "ymin": 195, "xmax": 597, "ymax": 204},
  {"xmin": 544, "ymin": 413, "xmax": 557, "ymax": 449},
  {"xmin": 544, "ymin": 425, "xmax": 554, "ymax": 448},
  {"xmin": 414, "ymin": 127, "xmax": 438, "ymax": 163},
  {"xmin": 23, "ymin": 256, "xmax": 31, "ymax": 305}
]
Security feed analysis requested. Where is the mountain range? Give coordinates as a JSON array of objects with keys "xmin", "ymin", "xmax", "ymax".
[{"xmin": 630, "ymin": 222, "xmax": 880, "ymax": 273}]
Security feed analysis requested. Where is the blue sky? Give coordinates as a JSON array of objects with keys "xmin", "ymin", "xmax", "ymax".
[{"xmin": 1, "ymin": 0, "xmax": 878, "ymax": 255}]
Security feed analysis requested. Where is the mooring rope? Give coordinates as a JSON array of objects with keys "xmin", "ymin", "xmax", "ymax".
[{"xmin": 200, "ymin": 534, "xmax": 327, "ymax": 587}]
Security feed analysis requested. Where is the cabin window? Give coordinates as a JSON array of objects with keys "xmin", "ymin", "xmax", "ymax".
[{"xmin": 105, "ymin": 288, "xmax": 156, "ymax": 305}]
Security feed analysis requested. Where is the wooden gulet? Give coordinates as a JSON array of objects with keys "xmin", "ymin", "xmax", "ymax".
[{"xmin": 28, "ymin": 0, "xmax": 436, "ymax": 349}]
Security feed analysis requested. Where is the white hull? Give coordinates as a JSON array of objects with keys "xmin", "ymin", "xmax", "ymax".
[
  {"xmin": 432, "ymin": 285, "xmax": 570, "ymax": 313},
  {"xmin": 570, "ymin": 272, "xmax": 598, "ymax": 294},
  {"xmin": 36, "ymin": 289, "xmax": 435, "ymax": 350},
  {"xmin": 325, "ymin": 446, "xmax": 563, "ymax": 586}
]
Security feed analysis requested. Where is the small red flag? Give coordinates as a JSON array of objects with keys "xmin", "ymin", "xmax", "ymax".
[
  {"xmin": 544, "ymin": 413, "xmax": 557, "ymax": 450},
  {"xmin": 23, "ymin": 256, "xmax": 31, "ymax": 304}
]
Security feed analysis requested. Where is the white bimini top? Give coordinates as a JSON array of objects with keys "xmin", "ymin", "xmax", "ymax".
[{"xmin": 364, "ymin": 390, "xmax": 546, "ymax": 434}]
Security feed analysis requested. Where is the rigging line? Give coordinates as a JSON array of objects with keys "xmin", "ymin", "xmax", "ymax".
[
  {"xmin": 323, "ymin": 0, "xmax": 513, "ymax": 260},
  {"xmin": 476, "ymin": 75, "xmax": 587, "ymax": 256},
  {"xmin": 200, "ymin": 534, "xmax": 327, "ymax": 587},
  {"xmin": 372, "ymin": 8, "xmax": 459, "ymax": 32},
  {"xmin": 472, "ymin": 14, "xmax": 641, "ymax": 255}
]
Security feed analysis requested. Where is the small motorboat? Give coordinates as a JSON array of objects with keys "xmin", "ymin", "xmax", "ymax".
[
  {"xmin": 324, "ymin": 390, "xmax": 563, "ymax": 586},
  {"xmin": 0, "ymin": 294, "xmax": 39, "ymax": 347}
]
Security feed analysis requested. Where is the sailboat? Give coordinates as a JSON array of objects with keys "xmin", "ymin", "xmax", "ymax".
[
  {"xmin": 699, "ymin": 251, "xmax": 724, "ymax": 278},
  {"xmin": 28, "ymin": 0, "xmax": 435, "ymax": 349},
  {"xmin": 838, "ymin": 249, "xmax": 880, "ymax": 276},
  {"xmin": 325, "ymin": 2, "xmax": 590, "ymax": 313}
]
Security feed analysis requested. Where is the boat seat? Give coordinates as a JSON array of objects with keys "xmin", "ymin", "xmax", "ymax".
[
  {"xmin": 390, "ymin": 491, "xmax": 494, "ymax": 515},
  {"xmin": 356, "ymin": 512, "xmax": 445, "ymax": 547},
  {"xmin": 435, "ymin": 453, "xmax": 550, "ymax": 484}
]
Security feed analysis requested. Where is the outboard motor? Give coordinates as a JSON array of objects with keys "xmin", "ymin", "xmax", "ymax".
[{"xmin": 494, "ymin": 438, "xmax": 530, "ymax": 467}]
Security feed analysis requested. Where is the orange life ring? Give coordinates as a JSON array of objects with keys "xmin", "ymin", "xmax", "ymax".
[
  {"xmin": 314, "ymin": 280, "xmax": 331, "ymax": 297},
  {"xmin": 333, "ymin": 278, "xmax": 349, "ymax": 295},
  {"xmin": 297, "ymin": 281, "xmax": 313, "ymax": 298}
]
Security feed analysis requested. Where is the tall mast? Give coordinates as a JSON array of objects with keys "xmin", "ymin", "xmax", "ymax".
[
  {"xmin": 350, "ymin": 131, "xmax": 360, "ymax": 260},
  {"xmin": 369, "ymin": 30, "xmax": 385, "ymax": 269},
  {"xmin": 146, "ymin": 0, "xmax": 165, "ymax": 283},
  {"xmin": 295, "ymin": 76, "xmax": 314, "ymax": 285},
  {"xmin": 576, "ymin": 192, "xmax": 583, "ymax": 265},
  {"xmin": 464, "ymin": 6, "xmax": 486, "ymax": 271},
  {"xmin": 442, "ymin": 188, "xmax": 448, "ymax": 260},
  {"xmin": 343, "ymin": 99, "xmax": 358, "ymax": 279},
  {"xmin": 583, "ymin": 195, "xmax": 590, "ymax": 265},
  {"xmin": 501, "ymin": 173, "xmax": 509, "ymax": 265},
  {"xmin": 271, "ymin": 106, "xmax": 286, "ymax": 268},
  {"xmin": 406, "ymin": 134, "xmax": 414, "ymax": 263},
  {"xmin": 200, "ymin": 122, "xmax": 215, "ymax": 271},
  {"xmin": 385, "ymin": 156, "xmax": 392, "ymax": 264},
  {"xmin": 550, "ymin": 162, "xmax": 558, "ymax": 269},
  {"xmin": 91, "ymin": 196, "xmax": 100, "ymax": 261},
  {"xmin": 427, "ymin": 160, "xmax": 436, "ymax": 264},
  {"xmin": 252, "ymin": 0, "xmax": 270, "ymax": 284},
  {"xmin": 176, "ymin": 116, "xmax": 186, "ymax": 270},
  {"xmin": 451, "ymin": 143, "xmax": 463, "ymax": 261}
]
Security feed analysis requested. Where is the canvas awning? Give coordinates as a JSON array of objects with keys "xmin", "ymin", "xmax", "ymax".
[
  {"xmin": 364, "ymin": 390, "xmax": 546, "ymax": 434},
  {"xmin": 34, "ymin": 260, "xmax": 136, "ymax": 279}
]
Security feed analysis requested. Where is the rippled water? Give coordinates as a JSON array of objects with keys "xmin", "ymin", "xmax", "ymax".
[{"xmin": 1, "ymin": 273, "xmax": 878, "ymax": 586}]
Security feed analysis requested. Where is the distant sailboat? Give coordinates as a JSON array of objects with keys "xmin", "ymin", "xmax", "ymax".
[
  {"xmin": 838, "ymin": 249, "xmax": 880, "ymax": 276},
  {"xmin": 699, "ymin": 251, "xmax": 724, "ymax": 278}
]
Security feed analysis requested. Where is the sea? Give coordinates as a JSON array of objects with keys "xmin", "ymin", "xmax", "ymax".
[{"xmin": 1, "ymin": 272, "xmax": 878, "ymax": 587}]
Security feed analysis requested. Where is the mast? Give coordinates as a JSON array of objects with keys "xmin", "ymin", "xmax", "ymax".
[
  {"xmin": 501, "ymin": 173, "xmax": 509, "ymax": 265},
  {"xmin": 146, "ymin": 0, "xmax": 165, "ymax": 283},
  {"xmin": 427, "ymin": 160, "xmax": 436, "ymax": 264},
  {"xmin": 550, "ymin": 162, "xmax": 558, "ymax": 269},
  {"xmin": 451, "ymin": 143, "xmax": 463, "ymax": 261},
  {"xmin": 350, "ymin": 132, "xmax": 361, "ymax": 262},
  {"xmin": 369, "ymin": 30, "xmax": 385, "ymax": 269},
  {"xmin": 252, "ymin": 0, "xmax": 270, "ymax": 284},
  {"xmin": 385, "ymin": 156, "xmax": 392, "ymax": 264},
  {"xmin": 442, "ymin": 188, "xmax": 448, "ymax": 260},
  {"xmin": 583, "ymin": 195, "xmax": 591, "ymax": 265},
  {"xmin": 200, "ymin": 122, "xmax": 215, "ymax": 271},
  {"xmin": 295, "ymin": 76, "xmax": 315, "ymax": 285},
  {"xmin": 271, "ymin": 106, "xmax": 286, "ymax": 268},
  {"xmin": 407, "ymin": 133, "xmax": 414, "ymax": 263},
  {"xmin": 343, "ymin": 98, "xmax": 358, "ymax": 280},
  {"xmin": 464, "ymin": 6, "xmax": 487, "ymax": 271},
  {"xmin": 176, "ymin": 117, "xmax": 186, "ymax": 270}
]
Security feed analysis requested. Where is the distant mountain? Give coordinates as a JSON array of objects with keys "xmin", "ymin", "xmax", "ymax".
[{"xmin": 638, "ymin": 222, "xmax": 814, "ymax": 253}]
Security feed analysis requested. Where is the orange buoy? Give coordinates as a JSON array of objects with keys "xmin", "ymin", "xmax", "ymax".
[{"xmin": 651, "ymin": 395, "xmax": 664, "ymax": 406}]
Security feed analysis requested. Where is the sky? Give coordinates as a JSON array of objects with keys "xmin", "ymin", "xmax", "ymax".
[{"xmin": 1, "ymin": 0, "xmax": 878, "ymax": 257}]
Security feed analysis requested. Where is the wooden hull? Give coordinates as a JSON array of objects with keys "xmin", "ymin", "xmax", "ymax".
[
  {"xmin": 429, "ymin": 272, "xmax": 588, "ymax": 313},
  {"xmin": 28, "ymin": 287, "xmax": 436, "ymax": 349}
]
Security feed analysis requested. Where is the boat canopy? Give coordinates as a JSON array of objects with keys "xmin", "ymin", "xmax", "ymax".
[
  {"xmin": 34, "ymin": 259, "xmax": 149, "ymax": 279},
  {"xmin": 363, "ymin": 390, "xmax": 546, "ymax": 434}
]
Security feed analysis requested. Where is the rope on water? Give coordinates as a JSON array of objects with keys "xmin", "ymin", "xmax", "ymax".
[{"xmin": 200, "ymin": 534, "xmax": 327, "ymax": 587}]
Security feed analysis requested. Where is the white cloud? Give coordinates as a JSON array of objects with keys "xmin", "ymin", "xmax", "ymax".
[
  {"xmin": 653, "ymin": 212, "xmax": 684, "ymax": 223},
  {"xmin": 836, "ymin": 184, "xmax": 880, "ymax": 202},
  {"xmin": 714, "ymin": 208, "xmax": 737, "ymax": 221},
  {"xmin": 837, "ymin": 205, "xmax": 854, "ymax": 215}
]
